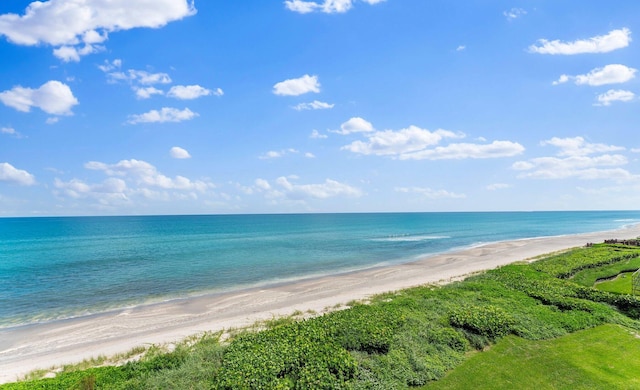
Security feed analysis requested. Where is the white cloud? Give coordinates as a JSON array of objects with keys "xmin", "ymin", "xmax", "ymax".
[
  {"xmin": 273, "ymin": 74, "xmax": 320, "ymax": 96},
  {"xmin": 339, "ymin": 121, "xmax": 524, "ymax": 160},
  {"xmin": 343, "ymin": 126, "xmax": 458, "ymax": 156},
  {"xmin": 552, "ymin": 74, "xmax": 570, "ymax": 85},
  {"xmin": 127, "ymin": 107, "xmax": 198, "ymax": 124},
  {"xmin": 529, "ymin": 28, "xmax": 632, "ymax": 55},
  {"xmin": 213, "ymin": 88, "xmax": 224, "ymax": 96},
  {"xmin": 98, "ymin": 59, "xmax": 122, "ymax": 72},
  {"xmin": 513, "ymin": 137, "xmax": 638, "ymax": 181},
  {"xmin": 292, "ymin": 100, "xmax": 334, "ymax": 110},
  {"xmin": 0, "ymin": 162, "xmax": 36, "ymax": 185},
  {"xmin": 332, "ymin": 117, "xmax": 374, "ymax": 135},
  {"xmin": 576, "ymin": 65, "xmax": 636, "ymax": 86},
  {"xmin": 504, "ymin": 8, "xmax": 526, "ymax": 21},
  {"xmin": 399, "ymin": 141, "xmax": 525, "ymax": 160},
  {"xmin": 167, "ymin": 85, "xmax": 212, "ymax": 100},
  {"xmin": 134, "ymin": 86, "xmax": 164, "ymax": 99},
  {"xmin": 486, "ymin": 183, "xmax": 511, "ymax": 191},
  {"xmin": 275, "ymin": 176, "xmax": 362, "ymax": 199},
  {"xmin": 395, "ymin": 187, "xmax": 466, "ymax": 199},
  {"xmin": 304, "ymin": 152, "xmax": 316, "ymax": 158},
  {"xmin": 85, "ymin": 159, "xmax": 213, "ymax": 192},
  {"xmin": 595, "ymin": 89, "xmax": 635, "ymax": 106},
  {"xmin": 259, "ymin": 148, "xmax": 300, "ymax": 160},
  {"xmin": 0, "ymin": 80, "xmax": 78, "ymax": 115},
  {"xmin": 456, "ymin": 45, "xmax": 466, "ymax": 51},
  {"xmin": 53, "ymin": 43, "xmax": 104, "ymax": 62},
  {"xmin": 284, "ymin": 0, "xmax": 384, "ymax": 14},
  {"xmin": 0, "ymin": 0, "xmax": 196, "ymax": 60},
  {"xmin": 170, "ymin": 146, "xmax": 191, "ymax": 159},
  {"xmin": 541, "ymin": 136, "xmax": 625, "ymax": 157},
  {"xmin": 54, "ymin": 177, "xmax": 128, "ymax": 203},
  {"xmin": 109, "ymin": 69, "xmax": 172, "ymax": 85},
  {"xmin": 46, "ymin": 117, "xmax": 60, "ymax": 125},
  {"xmin": 1, "ymin": 127, "xmax": 20, "ymax": 137},
  {"xmin": 310, "ymin": 129, "xmax": 328, "ymax": 139},
  {"xmin": 554, "ymin": 65, "xmax": 637, "ymax": 87},
  {"xmin": 261, "ymin": 151, "xmax": 284, "ymax": 159},
  {"xmin": 255, "ymin": 178, "xmax": 271, "ymax": 191}
]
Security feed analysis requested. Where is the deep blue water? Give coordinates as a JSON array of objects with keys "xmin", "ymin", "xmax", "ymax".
[{"xmin": 1, "ymin": 211, "xmax": 639, "ymax": 328}]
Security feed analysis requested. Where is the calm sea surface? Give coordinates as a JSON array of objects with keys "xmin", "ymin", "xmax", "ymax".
[{"xmin": 1, "ymin": 211, "xmax": 639, "ymax": 328}]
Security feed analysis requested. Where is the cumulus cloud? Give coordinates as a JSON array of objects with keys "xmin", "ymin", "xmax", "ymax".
[
  {"xmin": 134, "ymin": 86, "xmax": 164, "ymax": 99},
  {"xmin": 503, "ymin": 8, "xmax": 526, "ymax": 21},
  {"xmin": 285, "ymin": 0, "xmax": 384, "ymax": 14},
  {"xmin": 343, "ymin": 126, "xmax": 460, "ymax": 156},
  {"xmin": 0, "ymin": 162, "xmax": 36, "ymax": 185},
  {"xmin": 340, "ymin": 121, "xmax": 524, "ymax": 160},
  {"xmin": 310, "ymin": 129, "xmax": 328, "ymax": 139},
  {"xmin": 54, "ymin": 177, "xmax": 128, "ymax": 203},
  {"xmin": 259, "ymin": 149, "xmax": 301, "ymax": 160},
  {"xmin": 167, "ymin": 85, "xmax": 213, "ymax": 100},
  {"xmin": 486, "ymin": 183, "xmax": 511, "ymax": 191},
  {"xmin": 553, "ymin": 64, "xmax": 636, "ymax": 86},
  {"xmin": 529, "ymin": 28, "xmax": 631, "ymax": 55},
  {"xmin": 595, "ymin": 89, "xmax": 635, "ymax": 106},
  {"xmin": 127, "ymin": 107, "xmax": 198, "ymax": 124},
  {"xmin": 108, "ymin": 69, "xmax": 172, "ymax": 85},
  {"xmin": 542, "ymin": 136, "xmax": 625, "ymax": 157},
  {"xmin": 332, "ymin": 117, "xmax": 374, "ymax": 135},
  {"xmin": 0, "ymin": 80, "xmax": 78, "ymax": 115},
  {"xmin": 292, "ymin": 100, "xmax": 334, "ymax": 111},
  {"xmin": 1, "ymin": 127, "xmax": 22, "ymax": 137},
  {"xmin": 0, "ymin": 0, "xmax": 196, "ymax": 60},
  {"xmin": 274, "ymin": 176, "xmax": 362, "ymax": 199},
  {"xmin": 170, "ymin": 146, "xmax": 191, "ymax": 159},
  {"xmin": 513, "ymin": 136, "xmax": 638, "ymax": 181},
  {"xmin": 399, "ymin": 140, "xmax": 525, "ymax": 160},
  {"xmin": 395, "ymin": 187, "xmax": 466, "ymax": 199},
  {"xmin": 85, "ymin": 159, "xmax": 214, "ymax": 192},
  {"xmin": 273, "ymin": 74, "xmax": 320, "ymax": 96}
]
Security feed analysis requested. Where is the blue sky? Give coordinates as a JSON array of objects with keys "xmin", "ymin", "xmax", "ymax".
[{"xmin": 1, "ymin": 0, "xmax": 639, "ymax": 216}]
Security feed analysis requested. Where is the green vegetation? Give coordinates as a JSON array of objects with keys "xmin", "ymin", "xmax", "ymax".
[
  {"xmin": 596, "ymin": 272, "xmax": 634, "ymax": 294},
  {"xmin": 3, "ymin": 243, "xmax": 640, "ymax": 389},
  {"xmin": 424, "ymin": 324, "xmax": 640, "ymax": 389}
]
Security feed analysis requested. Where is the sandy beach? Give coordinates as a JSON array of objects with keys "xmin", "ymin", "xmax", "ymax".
[{"xmin": 2, "ymin": 224, "xmax": 640, "ymax": 384}]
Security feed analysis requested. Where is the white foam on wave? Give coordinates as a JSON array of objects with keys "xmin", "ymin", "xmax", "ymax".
[{"xmin": 371, "ymin": 235, "xmax": 451, "ymax": 242}]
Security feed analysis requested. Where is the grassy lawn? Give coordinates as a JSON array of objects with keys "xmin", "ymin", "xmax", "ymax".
[
  {"xmin": 570, "ymin": 256, "xmax": 640, "ymax": 287},
  {"xmin": 595, "ymin": 272, "xmax": 634, "ymax": 294},
  {"xmin": 424, "ymin": 324, "xmax": 640, "ymax": 390}
]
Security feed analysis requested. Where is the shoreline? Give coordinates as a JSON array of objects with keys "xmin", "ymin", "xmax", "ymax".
[{"xmin": 2, "ymin": 224, "xmax": 640, "ymax": 384}]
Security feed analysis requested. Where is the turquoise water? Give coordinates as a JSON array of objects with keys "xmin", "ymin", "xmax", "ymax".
[{"xmin": 1, "ymin": 211, "xmax": 639, "ymax": 328}]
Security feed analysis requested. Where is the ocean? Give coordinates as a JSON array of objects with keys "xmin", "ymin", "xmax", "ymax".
[{"xmin": 1, "ymin": 211, "xmax": 639, "ymax": 328}]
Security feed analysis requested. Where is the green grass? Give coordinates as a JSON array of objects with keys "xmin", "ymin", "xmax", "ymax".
[
  {"xmin": 571, "ymin": 256, "xmax": 640, "ymax": 287},
  {"xmin": 595, "ymin": 272, "xmax": 634, "ymax": 294},
  {"xmin": 423, "ymin": 324, "xmax": 640, "ymax": 390}
]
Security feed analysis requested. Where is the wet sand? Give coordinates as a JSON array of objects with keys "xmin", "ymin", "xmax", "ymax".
[{"xmin": 2, "ymin": 224, "xmax": 639, "ymax": 384}]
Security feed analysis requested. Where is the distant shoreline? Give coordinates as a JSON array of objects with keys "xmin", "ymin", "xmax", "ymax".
[{"xmin": 1, "ymin": 223, "xmax": 640, "ymax": 384}]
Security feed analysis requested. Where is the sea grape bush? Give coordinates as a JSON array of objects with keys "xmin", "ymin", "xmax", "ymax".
[{"xmin": 449, "ymin": 305, "xmax": 514, "ymax": 339}]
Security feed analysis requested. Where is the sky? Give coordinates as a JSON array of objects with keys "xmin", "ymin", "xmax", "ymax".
[{"xmin": 0, "ymin": 0, "xmax": 639, "ymax": 216}]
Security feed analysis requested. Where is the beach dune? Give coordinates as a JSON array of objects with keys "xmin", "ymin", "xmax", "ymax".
[{"xmin": 2, "ymin": 224, "xmax": 640, "ymax": 384}]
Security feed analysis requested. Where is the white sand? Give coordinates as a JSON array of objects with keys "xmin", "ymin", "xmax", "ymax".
[{"xmin": 1, "ymin": 224, "xmax": 639, "ymax": 384}]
